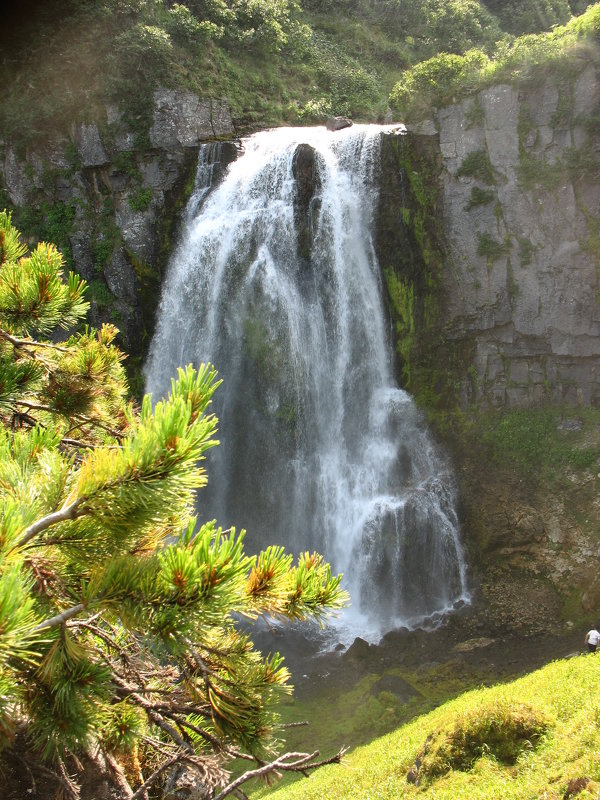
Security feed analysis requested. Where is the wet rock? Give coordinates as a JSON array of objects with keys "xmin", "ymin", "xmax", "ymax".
[
  {"xmin": 104, "ymin": 249, "xmax": 139, "ymax": 304},
  {"xmin": 291, "ymin": 142, "xmax": 322, "ymax": 263},
  {"xmin": 292, "ymin": 143, "xmax": 321, "ymax": 207},
  {"xmin": 452, "ymin": 637, "xmax": 495, "ymax": 653},
  {"xmin": 345, "ymin": 636, "xmax": 372, "ymax": 660},
  {"xmin": 371, "ymin": 673, "xmax": 420, "ymax": 703},
  {"xmin": 74, "ymin": 122, "xmax": 110, "ymax": 167},
  {"xmin": 326, "ymin": 116, "xmax": 353, "ymax": 131}
]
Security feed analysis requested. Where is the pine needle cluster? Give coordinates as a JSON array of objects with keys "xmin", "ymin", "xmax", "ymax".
[{"xmin": 0, "ymin": 211, "xmax": 347, "ymax": 799}]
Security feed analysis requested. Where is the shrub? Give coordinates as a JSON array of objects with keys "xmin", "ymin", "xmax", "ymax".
[
  {"xmin": 415, "ymin": 699, "xmax": 551, "ymax": 781},
  {"xmin": 465, "ymin": 186, "xmax": 495, "ymax": 209},
  {"xmin": 484, "ymin": 0, "xmax": 572, "ymax": 36},
  {"xmin": 128, "ymin": 186, "xmax": 153, "ymax": 212},
  {"xmin": 457, "ymin": 149, "xmax": 495, "ymax": 183},
  {"xmin": 389, "ymin": 49, "xmax": 489, "ymax": 117}
]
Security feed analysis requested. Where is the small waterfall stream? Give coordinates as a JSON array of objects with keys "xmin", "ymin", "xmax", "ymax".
[{"xmin": 145, "ymin": 125, "xmax": 469, "ymax": 641}]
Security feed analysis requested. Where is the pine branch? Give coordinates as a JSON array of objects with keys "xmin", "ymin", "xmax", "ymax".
[
  {"xmin": 15, "ymin": 498, "xmax": 83, "ymax": 549},
  {"xmin": 0, "ymin": 327, "xmax": 69, "ymax": 352},
  {"xmin": 13, "ymin": 399, "xmax": 124, "ymax": 438},
  {"xmin": 61, "ymin": 437, "xmax": 104, "ymax": 451},
  {"xmin": 212, "ymin": 748, "xmax": 348, "ymax": 800},
  {"xmin": 112, "ymin": 675, "xmax": 194, "ymax": 753},
  {"xmin": 35, "ymin": 603, "xmax": 86, "ymax": 630}
]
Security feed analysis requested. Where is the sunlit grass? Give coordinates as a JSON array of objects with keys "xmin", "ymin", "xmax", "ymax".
[{"xmin": 256, "ymin": 655, "xmax": 600, "ymax": 799}]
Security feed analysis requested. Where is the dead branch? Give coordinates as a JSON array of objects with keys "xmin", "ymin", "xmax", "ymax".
[{"xmin": 212, "ymin": 748, "xmax": 347, "ymax": 800}]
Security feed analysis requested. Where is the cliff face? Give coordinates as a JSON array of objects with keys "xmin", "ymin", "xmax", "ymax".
[
  {"xmin": 381, "ymin": 63, "xmax": 600, "ymax": 410},
  {"xmin": 0, "ymin": 89, "xmax": 235, "ymax": 367},
  {"xmin": 377, "ymin": 62, "xmax": 600, "ymax": 626},
  {"xmin": 6, "ymin": 70, "xmax": 599, "ymax": 409},
  {"xmin": 3, "ymin": 77, "xmax": 599, "ymax": 623}
]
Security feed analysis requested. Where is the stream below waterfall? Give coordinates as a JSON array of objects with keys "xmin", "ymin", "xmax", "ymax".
[{"xmin": 144, "ymin": 125, "xmax": 470, "ymax": 643}]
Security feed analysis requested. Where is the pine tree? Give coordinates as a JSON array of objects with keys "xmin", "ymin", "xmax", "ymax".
[{"xmin": 0, "ymin": 211, "xmax": 347, "ymax": 799}]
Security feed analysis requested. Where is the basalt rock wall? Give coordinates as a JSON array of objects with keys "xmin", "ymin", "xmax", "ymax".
[
  {"xmin": 380, "ymin": 62, "xmax": 600, "ymax": 410},
  {"xmin": 0, "ymin": 89, "xmax": 236, "ymax": 373}
]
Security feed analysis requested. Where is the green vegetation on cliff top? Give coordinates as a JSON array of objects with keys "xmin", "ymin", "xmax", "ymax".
[
  {"xmin": 256, "ymin": 654, "xmax": 600, "ymax": 800},
  {"xmin": 0, "ymin": 0, "xmax": 597, "ymax": 142},
  {"xmin": 390, "ymin": 2, "xmax": 600, "ymax": 118}
]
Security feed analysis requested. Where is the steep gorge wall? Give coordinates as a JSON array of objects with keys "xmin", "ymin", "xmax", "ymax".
[
  {"xmin": 0, "ymin": 89, "xmax": 236, "ymax": 376},
  {"xmin": 381, "ymin": 62, "xmax": 600, "ymax": 410},
  {"xmin": 378, "ymin": 62, "xmax": 600, "ymax": 626}
]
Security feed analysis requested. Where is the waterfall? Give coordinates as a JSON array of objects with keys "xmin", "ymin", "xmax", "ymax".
[{"xmin": 145, "ymin": 125, "xmax": 469, "ymax": 641}]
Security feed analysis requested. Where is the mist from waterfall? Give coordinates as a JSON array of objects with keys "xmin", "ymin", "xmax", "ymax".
[{"xmin": 144, "ymin": 125, "xmax": 469, "ymax": 642}]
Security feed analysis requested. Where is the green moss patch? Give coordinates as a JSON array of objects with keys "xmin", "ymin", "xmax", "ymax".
[
  {"xmin": 457, "ymin": 150, "xmax": 496, "ymax": 184},
  {"xmin": 413, "ymin": 700, "xmax": 550, "ymax": 782}
]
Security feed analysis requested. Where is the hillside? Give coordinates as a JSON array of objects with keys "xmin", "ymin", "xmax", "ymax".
[
  {"xmin": 0, "ymin": 0, "xmax": 595, "ymax": 147},
  {"xmin": 257, "ymin": 654, "xmax": 600, "ymax": 800}
]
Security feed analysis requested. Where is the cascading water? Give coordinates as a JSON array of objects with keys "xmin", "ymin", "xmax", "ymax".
[{"xmin": 145, "ymin": 125, "xmax": 469, "ymax": 641}]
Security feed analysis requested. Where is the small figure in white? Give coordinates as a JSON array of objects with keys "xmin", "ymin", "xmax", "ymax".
[{"xmin": 584, "ymin": 625, "xmax": 600, "ymax": 653}]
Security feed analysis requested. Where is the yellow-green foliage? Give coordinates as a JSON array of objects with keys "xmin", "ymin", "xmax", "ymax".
[
  {"xmin": 390, "ymin": 3, "xmax": 600, "ymax": 118},
  {"xmin": 384, "ymin": 268, "xmax": 414, "ymax": 381},
  {"xmin": 260, "ymin": 655, "xmax": 600, "ymax": 800}
]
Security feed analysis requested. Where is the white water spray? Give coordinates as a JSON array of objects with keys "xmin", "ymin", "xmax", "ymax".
[{"xmin": 145, "ymin": 125, "xmax": 469, "ymax": 641}]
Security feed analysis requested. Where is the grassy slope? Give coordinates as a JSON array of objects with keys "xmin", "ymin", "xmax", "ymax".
[
  {"xmin": 1, "ymin": 0, "xmax": 594, "ymax": 146},
  {"xmin": 259, "ymin": 655, "xmax": 600, "ymax": 800}
]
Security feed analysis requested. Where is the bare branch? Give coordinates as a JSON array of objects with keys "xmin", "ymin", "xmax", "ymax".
[
  {"xmin": 130, "ymin": 754, "xmax": 182, "ymax": 800},
  {"xmin": 0, "ymin": 328, "xmax": 69, "ymax": 352},
  {"xmin": 212, "ymin": 748, "xmax": 347, "ymax": 800},
  {"xmin": 15, "ymin": 498, "xmax": 83, "ymax": 549},
  {"xmin": 58, "ymin": 758, "xmax": 81, "ymax": 800},
  {"xmin": 35, "ymin": 602, "xmax": 86, "ymax": 631}
]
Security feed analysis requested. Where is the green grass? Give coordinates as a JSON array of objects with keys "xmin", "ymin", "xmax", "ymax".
[
  {"xmin": 256, "ymin": 655, "xmax": 600, "ymax": 800},
  {"xmin": 465, "ymin": 186, "xmax": 496, "ymax": 210},
  {"xmin": 476, "ymin": 406, "xmax": 600, "ymax": 478},
  {"xmin": 476, "ymin": 231, "xmax": 511, "ymax": 260}
]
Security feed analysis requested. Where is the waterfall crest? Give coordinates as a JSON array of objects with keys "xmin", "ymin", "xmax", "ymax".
[{"xmin": 145, "ymin": 125, "xmax": 469, "ymax": 640}]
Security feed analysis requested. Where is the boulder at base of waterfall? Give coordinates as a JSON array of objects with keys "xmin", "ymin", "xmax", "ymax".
[{"xmin": 326, "ymin": 116, "xmax": 353, "ymax": 131}]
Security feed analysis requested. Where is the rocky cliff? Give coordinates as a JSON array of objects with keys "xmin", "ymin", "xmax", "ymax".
[
  {"xmin": 5, "ymin": 69, "xmax": 600, "ymax": 410},
  {"xmin": 380, "ymin": 61, "xmax": 600, "ymax": 410},
  {"xmin": 2, "ymin": 73, "xmax": 599, "ymax": 624},
  {"xmin": 377, "ymin": 60, "xmax": 600, "ymax": 627},
  {"xmin": 0, "ymin": 89, "xmax": 236, "ymax": 373}
]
